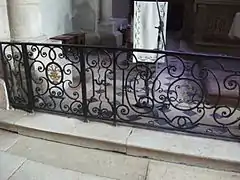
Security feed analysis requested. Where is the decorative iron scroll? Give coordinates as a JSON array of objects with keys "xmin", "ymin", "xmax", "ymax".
[{"xmin": 0, "ymin": 42, "xmax": 240, "ymax": 141}]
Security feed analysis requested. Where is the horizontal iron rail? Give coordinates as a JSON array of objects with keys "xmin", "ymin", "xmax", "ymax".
[{"xmin": 1, "ymin": 41, "xmax": 240, "ymax": 61}]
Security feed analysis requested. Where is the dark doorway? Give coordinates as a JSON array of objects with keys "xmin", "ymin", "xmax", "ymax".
[{"xmin": 167, "ymin": 3, "xmax": 185, "ymax": 31}]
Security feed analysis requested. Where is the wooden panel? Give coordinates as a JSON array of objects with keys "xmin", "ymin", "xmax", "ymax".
[{"xmin": 194, "ymin": 0, "xmax": 240, "ymax": 46}]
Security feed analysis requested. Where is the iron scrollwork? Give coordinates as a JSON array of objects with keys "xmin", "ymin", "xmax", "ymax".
[{"xmin": 0, "ymin": 42, "xmax": 240, "ymax": 141}]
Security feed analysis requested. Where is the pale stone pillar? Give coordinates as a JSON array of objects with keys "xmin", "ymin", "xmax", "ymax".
[
  {"xmin": 98, "ymin": 0, "xmax": 122, "ymax": 47},
  {"xmin": 7, "ymin": 0, "xmax": 43, "ymax": 40},
  {"xmin": 99, "ymin": 0, "xmax": 115, "ymax": 33},
  {"xmin": 100, "ymin": 0, "xmax": 112, "ymax": 23},
  {"xmin": 0, "ymin": 0, "xmax": 10, "ymax": 78},
  {"xmin": 0, "ymin": 0, "xmax": 10, "ymax": 40},
  {"xmin": 6, "ymin": 0, "xmax": 72, "ymax": 102}
]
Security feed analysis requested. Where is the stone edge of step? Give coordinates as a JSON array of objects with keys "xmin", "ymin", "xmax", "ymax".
[{"xmin": 0, "ymin": 113, "xmax": 240, "ymax": 173}]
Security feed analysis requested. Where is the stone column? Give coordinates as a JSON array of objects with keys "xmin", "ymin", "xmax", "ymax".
[
  {"xmin": 0, "ymin": 0, "xmax": 10, "ymax": 40},
  {"xmin": 98, "ymin": 0, "xmax": 122, "ymax": 47},
  {"xmin": 0, "ymin": 0, "xmax": 10, "ymax": 78},
  {"xmin": 100, "ymin": 0, "xmax": 112, "ymax": 23},
  {"xmin": 7, "ymin": 0, "xmax": 43, "ymax": 40},
  {"xmin": 6, "ymin": 0, "xmax": 72, "ymax": 101}
]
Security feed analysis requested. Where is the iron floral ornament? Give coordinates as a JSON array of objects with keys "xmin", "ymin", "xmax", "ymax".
[{"xmin": 47, "ymin": 64, "xmax": 61, "ymax": 84}]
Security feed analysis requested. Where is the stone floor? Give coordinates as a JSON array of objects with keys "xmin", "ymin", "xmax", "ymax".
[{"xmin": 0, "ymin": 129, "xmax": 240, "ymax": 180}]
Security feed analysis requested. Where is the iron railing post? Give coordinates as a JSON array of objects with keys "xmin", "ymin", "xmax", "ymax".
[
  {"xmin": 21, "ymin": 44, "xmax": 34, "ymax": 112},
  {"xmin": 80, "ymin": 48, "xmax": 88, "ymax": 122},
  {"xmin": 113, "ymin": 51, "xmax": 117, "ymax": 126}
]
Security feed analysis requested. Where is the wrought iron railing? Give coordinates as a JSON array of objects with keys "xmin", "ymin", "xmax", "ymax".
[{"xmin": 1, "ymin": 41, "xmax": 240, "ymax": 141}]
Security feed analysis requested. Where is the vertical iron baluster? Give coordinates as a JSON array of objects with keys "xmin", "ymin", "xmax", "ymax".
[
  {"xmin": 145, "ymin": 63, "xmax": 150, "ymax": 106},
  {"xmin": 80, "ymin": 47, "xmax": 88, "ymax": 122},
  {"xmin": 113, "ymin": 51, "xmax": 117, "ymax": 126},
  {"xmin": 21, "ymin": 43, "xmax": 34, "ymax": 112}
]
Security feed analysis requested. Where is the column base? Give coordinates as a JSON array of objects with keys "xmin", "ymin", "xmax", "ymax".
[
  {"xmin": 98, "ymin": 21, "xmax": 123, "ymax": 47},
  {"xmin": 99, "ymin": 31, "xmax": 123, "ymax": 47},
  {"xmin": 85, "ymin": 32, "xmax": 101, "ymax": 45},
  {"xmin": 98, "ymin": 20, "xmax": 117, "ymax": 33}
]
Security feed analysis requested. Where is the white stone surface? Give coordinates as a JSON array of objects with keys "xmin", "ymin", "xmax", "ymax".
[
  {"xmin": 0, "ymin": 151, "xmax": 26, "ymax": 180},
  {"xmin": 16, "ymin": 113, "xmax": 77, "ymax": 134},
  {"xmin": 0, "ymin": 109, "xmax": 28, "ymax": 131},
  {"xmin": 127, "ymin": 128, "xmax": 240, "ymax": 173},
  {"xmin": 127, "ymin": 128, "xmax": 240, "ymax": 166},
  {"xmin": 7, "ymin": 0, "xmax": 43, "ymax": 40},
  {"xmin": 15, "ymin": 113, "xmax": 131, "ymax": 152},
  {"xmin": 9, "ymin": 160, "xmax": 80, "ymax": 180},
  {"xmin": 0, "ymin": 0, "xmax": 10, "ymax": 40},
  {"xmin": 147, "ymin": 160, "xmax": 240, "ymax": 180},
  {"xmin": 0, "ymin": 78, "xmax": 9, "ymax": 110},
  {"xmin": 7, "ymin": 136, "xmax": 148, "ymax": 180},
  {"xmin": 0, "ymin": 110, "xmax": 28, "ymax": 123},
  {"xmin": 0, "ymin": 129, "xmax": 19, "ymax": 151},
  {"xmin": 72, "ymin": 120, "xmax": 132, "ymax": 146}
]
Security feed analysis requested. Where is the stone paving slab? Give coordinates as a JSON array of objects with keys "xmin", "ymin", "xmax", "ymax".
[
  {"xmin": 0, "ymin": 151, "xmax": 26, "ymax": 180},
  {"xmin": 1, "ymin": 130, "xmax": 240, "ymax": 180},
  {"xmin": 7, "ymin": 136, "xmax": 148, "ymax": 180},
  {"xmin": 8, "ymin": 160, "xmax": 80, "ymax": 180},
  {"xmin": 147, "ymin": 160, "xmax": 240, "ymax": 180},
  {"xmin": 0, "ymin": 129, "xmax": 19, "ymax": 151},
  {"xmin": 8, "ymin": 160, "xmax": 115, "ymax": 180}
]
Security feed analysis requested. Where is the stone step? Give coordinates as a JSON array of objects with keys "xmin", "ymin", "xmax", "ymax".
[
  {"xmin": 0, "ymin": 110, "xmax": 240, "ymax": 173},
  {"xmin": 1, "ymin": 129, "xmax": 240, "ymax": 180}
]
